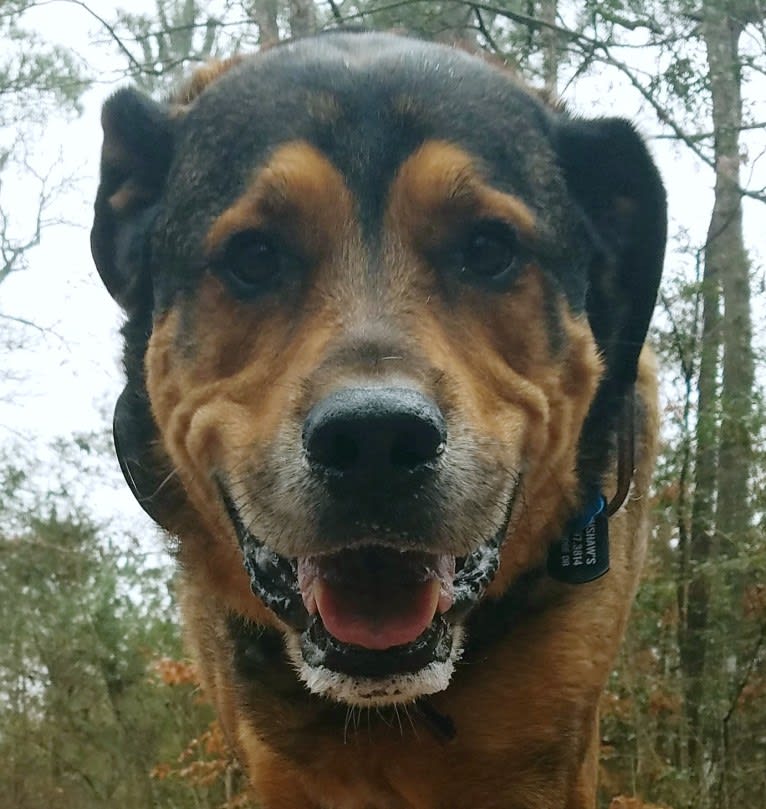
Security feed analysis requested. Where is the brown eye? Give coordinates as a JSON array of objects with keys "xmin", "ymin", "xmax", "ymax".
[
  {"xmin": 458, "ymin": 221, "xmax": 520, "ymax": 289},
  {"xmin": 217, "ymin": 230, "xmax": 286, "ymax": 295}
]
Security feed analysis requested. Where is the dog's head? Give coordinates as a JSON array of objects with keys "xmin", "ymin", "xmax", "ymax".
[{"xmin": 92, "ymin": 32, "xmax": 665, "ymax": 706}]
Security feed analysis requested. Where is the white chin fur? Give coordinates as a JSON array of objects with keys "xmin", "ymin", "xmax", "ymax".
[{"xmin": 284, "ymin": 626, "xmax": 464, "ymax": 707}]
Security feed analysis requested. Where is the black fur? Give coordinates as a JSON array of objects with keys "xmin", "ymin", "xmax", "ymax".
[{"xmin": 91, "ymin": 30, "xmax": 665, "ymax": 530}]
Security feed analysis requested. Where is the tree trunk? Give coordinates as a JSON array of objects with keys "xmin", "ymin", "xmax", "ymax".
[
  {"xmin": 681, "ymin": 4, "xmax": 752, "ymax": 802},
  {"xmin": 251, "ymin": 0, "xmax": 280, "ymax": 46},
  {"xmin": 538, "ymin": 0, "xmax": 558, "ymax": 96},
  {"xmin": 288, "ymin": 0, "xmax": 317, "ymax": 38},
  {"xmin": 703, "ymin": 6, "xmax": 752, "ymax": 555},
  {"xmin": 684, "ymin": 205, "xmax": 719, "ymax": 789},
  {"xmin": 701, "ymin": 8, "xmax": 752, "ymax": 806}
]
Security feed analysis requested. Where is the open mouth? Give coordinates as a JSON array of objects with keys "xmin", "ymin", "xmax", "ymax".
[{"xmin": 219, "ymin": 484, "xmax": 511, "ymax": 693}]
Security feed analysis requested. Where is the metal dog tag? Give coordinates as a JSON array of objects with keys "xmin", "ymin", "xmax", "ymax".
[{"xmin": 547, "ymin": 507, "xmax": 610, "ymax": 584}]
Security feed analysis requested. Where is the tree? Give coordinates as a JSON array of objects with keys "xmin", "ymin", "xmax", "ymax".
[
  {"xmin": 0, "ymin": 436, "xmax": 237, "ymax": 808},
  {"xmin": 109, "ymin": 0, "xmax": 240, "ymax": 93},
  {"xmin": 563, "ymin": 3, "xmax": 765, "ymax": 806},
  {"xmin": 3, "ymin": 2, "xmax": 764, "ymax": 806},
  {"xmin": 0, "ymin": 0, "xmax": 86, "ymax": 280},
  {"xmin": 0, "ymin": 1, "xmax": 89, "ymax": 385}
]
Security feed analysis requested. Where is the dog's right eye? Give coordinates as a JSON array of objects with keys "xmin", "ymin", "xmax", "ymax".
[
  {"xmin": 215, "ymin": 230, "xmax": 287, "ymax": 295},
  {"xmin": 457, "ymin": 221, "xmax": 521, "ymax": 290}
]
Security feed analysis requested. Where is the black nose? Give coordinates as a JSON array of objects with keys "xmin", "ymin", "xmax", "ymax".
[{"xmin": 303, "ymin": 387, "xmax": 447, "ymax": 481}]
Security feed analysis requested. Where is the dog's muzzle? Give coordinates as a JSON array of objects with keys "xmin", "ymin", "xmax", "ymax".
[{"xmin": 218, "ymin": 386, "xmax": 513, "ymax": 702}]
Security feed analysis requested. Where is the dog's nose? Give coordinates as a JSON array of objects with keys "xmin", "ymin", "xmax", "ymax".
[{"xmin": 303, "ymin": 387, "xmax": 446, "ymax": 481}]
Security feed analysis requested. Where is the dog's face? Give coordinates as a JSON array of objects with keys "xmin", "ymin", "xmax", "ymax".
[{"xmin": 92, "ymin": 33, "xmax": 665, "ymax": 706}]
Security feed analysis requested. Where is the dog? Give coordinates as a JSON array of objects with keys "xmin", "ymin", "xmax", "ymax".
[{"xmin": 91, "ymin": 31, "xmax": 665, "ymax": 809}]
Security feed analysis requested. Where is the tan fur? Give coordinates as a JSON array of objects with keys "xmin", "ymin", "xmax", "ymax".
[
  {"xmin": 391, "ymin": 141, "xmax": 538, "ymax": 247},
  {"xmin": 204, "ymin": 140, "xmax": 357, "ymax": 260},
  {"xmin": 142, "ymin": 137, "xmax": 659, "ymax": 808},
  {"xmin": 171, "ymin": 56, "xmax": 246, "ymax": 107},
  {"xmin": 233, "ymin": 355, "xmax": 656, "ymax": 809}
]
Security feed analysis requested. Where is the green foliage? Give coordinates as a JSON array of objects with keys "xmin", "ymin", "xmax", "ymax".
[
  {"xmin": 1, "ymin": 1, "xmax": 764, "ymax": 807},
  {"xmin": 0, "ymin": 441, "xmax": 228, "ymax": 808},
  {"xmin": 0, "ymin": 2, "xmax": 87, "ymax": 127},
  {"xmin": 607, "ymin": 497, "xmax": 766, "ymax": 809}
]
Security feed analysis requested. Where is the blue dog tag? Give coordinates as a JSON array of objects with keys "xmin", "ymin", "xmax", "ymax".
[{"xmin": 547, "ymin": 497, "xmax": 610, "ymax": 584}]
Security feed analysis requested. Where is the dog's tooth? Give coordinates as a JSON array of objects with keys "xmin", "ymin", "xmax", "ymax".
[
  {"xmin": 302, "ymin": 590, "xmax": 317, "ymax": 615},
  {"xmin": 297, "ymin": 557, "xmax": 319, "ymax": 615}
]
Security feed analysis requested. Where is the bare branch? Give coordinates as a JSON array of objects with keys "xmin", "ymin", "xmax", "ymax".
[
  {"xmin": 326, "ymin": 0, "xmax": 344, "ymax": 27},
  {"xmin": 0, "ymin": 150, "xmax": 78, "ymax": 285},
  {"xmin": 0, "ymin": 313, "xmax": 52, "ymax": 335},
  {"xmin": 660, "ymin": 292, "xmax": 697, "ymax": 384},
  {"xmin": 722, "ymin": 619, "xmax": 766, "ymax": 726},
  {"xmin": 471, "ymin": 5, "xmax": 502, "ymax": 56},
  {"xmin": 58, "ymin": 0, "xmax": 149, "ymax": 76}
]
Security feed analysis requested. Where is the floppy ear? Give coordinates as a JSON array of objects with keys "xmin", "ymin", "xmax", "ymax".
[
  {"xmin": 555, "ymin": 118, "xmax": 665, "ymax": 494},
  {"xmin": 92, "ymin": 88, "xmax": 180, "ymax": 526},
  {"xmin": 91, "ymin": 87, "xmax": 174, "ymax": 312},
  {"xmin": 556, "ymin": 117, "xmax": 666, "ymax": 403}
]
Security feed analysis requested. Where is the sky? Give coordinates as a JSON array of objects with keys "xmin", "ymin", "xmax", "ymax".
[
  {"xmin": 0, "ymin": 1, "xmax": 764, "ymax": 532},
  {"xmin": 0, "ymin": 0, "xmax": 160, "ymax": 531},
  {"xmin": 1, "ymin": 2, "xmax": 147, "ymax": 441}
]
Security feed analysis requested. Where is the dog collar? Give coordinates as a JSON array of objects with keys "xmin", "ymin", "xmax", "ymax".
[{"xmin": 546, "ymin": 389, "xmax": 636, "ymax": 585}]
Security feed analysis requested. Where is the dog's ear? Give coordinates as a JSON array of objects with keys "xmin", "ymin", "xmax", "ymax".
[
  {"xmin": 92, "ymin": 89, "xmax": 179, "ymax": 527},
  {"xmin": 91, "ymin": 88, "xmax": 174, "ymax": 313},
  {"xmin": 113, "ymin": 379, "xmax": 187, "ymax": 530},
  {"xmin": 556, "ymin": 118, "xmax": 666, "ymax": 402}
]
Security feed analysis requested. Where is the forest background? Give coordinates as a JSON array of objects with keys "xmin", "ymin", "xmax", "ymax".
[{"xmin": 1, "ymin": 1, "xmax": 765, "ymax": 807}]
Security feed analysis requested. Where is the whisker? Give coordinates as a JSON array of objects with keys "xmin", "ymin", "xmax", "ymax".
[
  {"xmin": 402, "ymin": 703, "xmax": 419, "ymax": 740},
  {"xmin": 393, "ymin": 703, "xmax": 404, "ymax": 738}
]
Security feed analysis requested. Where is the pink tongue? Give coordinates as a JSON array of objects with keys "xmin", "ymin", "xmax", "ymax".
[
  {"xmin": 314, "ymin": 578, "xmax": 440, "ymax": 651},
  {"xmin": 298, "ymin": 551, "xmax": 455, "ymax": 651}
]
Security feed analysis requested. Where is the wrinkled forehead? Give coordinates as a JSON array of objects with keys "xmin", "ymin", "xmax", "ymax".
[{"xmin": 164, "ymin": 36, "xmax": 565, "ymax": 241}]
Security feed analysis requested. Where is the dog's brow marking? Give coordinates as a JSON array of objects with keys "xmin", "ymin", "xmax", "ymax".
[
  {"xmin": 387, "ymin": 139, "xmax": 538, "ymax": 241},
  {"xmin": 204, "ymin": 140, "xmax": 355, "ymax": 258}
]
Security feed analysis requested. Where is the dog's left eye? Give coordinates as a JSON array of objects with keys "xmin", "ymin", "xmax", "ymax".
[
  {"xmin": 457, "ymin": 222, "xmax": 520, "ymax": 289},
  {"xmin": 216, "ymin": 230, "xmax": 288, "ymax": 295}
]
